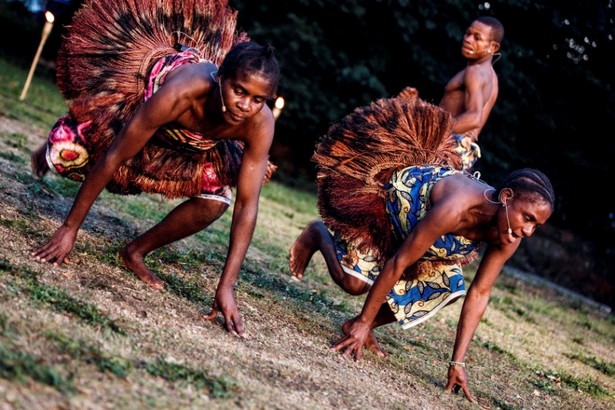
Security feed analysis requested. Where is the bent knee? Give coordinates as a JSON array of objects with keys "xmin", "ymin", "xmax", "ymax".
[
  {"xmin": 208, "ymin": 200, "xmax": 230, "ymax": 219},
  {"xmin": 192, "ymin": 197, "xmax": 229, "ymax": 222},
  {"xmin": 341, "ymin": 276, "xmax": 370, "ymax": 295}
]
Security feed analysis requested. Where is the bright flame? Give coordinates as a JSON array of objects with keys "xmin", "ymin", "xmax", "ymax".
[
  {"xmin": 274, "ymin": 97, "xmax": 285, "ymax": 110},
  {"xmin": 45, "ymin": 11, "xmax": 55, "ymax": 23}
]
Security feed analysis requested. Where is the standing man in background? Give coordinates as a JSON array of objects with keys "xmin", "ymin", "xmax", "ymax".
[{"xmin": 398, "ymin": 16, "xmax": 504, "ymax": 171}]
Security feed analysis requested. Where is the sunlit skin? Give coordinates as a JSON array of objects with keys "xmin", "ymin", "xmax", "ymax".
[
  {"xmin": 32, "ymin": 57, "xmax": 277, "ymax": 338},
  {"xmin": 398, "ymin": 19, "xmax": 501, "ymax": 150},
  {"xmin": 439, "ymin": 20, "xmax": 500, "ymax": 147},
  {"xmin": 289, "ymin": 173, "xmax": 552, "ymax": 403}
]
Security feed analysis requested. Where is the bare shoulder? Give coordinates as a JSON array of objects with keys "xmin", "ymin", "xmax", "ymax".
[
  {"xmin": 432, "ymin": 173, "xmax": 480, "ymax": 203},
  {"xmin": 421, "ymin": 175, "xmax": 475, "ymax": 230},
  {"xmin": 163, "ymin": 62, "xmax": 216, "ymax": 96},
  {"xmin": 243, "ymin": 105, "xmax": 275, "ymax": 143},
  {"xmin": 464, "ymin": 63, "xmax": 492, "ymax": 82}
]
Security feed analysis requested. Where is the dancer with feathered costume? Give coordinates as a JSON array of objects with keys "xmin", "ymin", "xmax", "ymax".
[
  {"xmin": 290, "ymin": 97, "xmax": 555, "ymax": 402},
  {"xmin": 33, "ymin": 0, "xmax": 275, "ymax": 194},
  {"xmin": 31, "ymin": 0, "xmax": 281, "ymax": 337}
]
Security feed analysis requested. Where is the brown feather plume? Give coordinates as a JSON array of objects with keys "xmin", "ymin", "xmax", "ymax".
[
  {"xmin": 54, "ymin": 0, "xmax": 272, "ymax": 197},
  {"xmin": 314, "ymin": 97, "xmax": 462, "ymax": 259}
]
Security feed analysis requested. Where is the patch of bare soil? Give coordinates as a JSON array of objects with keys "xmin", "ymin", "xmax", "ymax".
[
  {"xmin": 1, "ymin": 115, "xmax": 614, "ymax": 410},
  {"xmin": 0, "ymin": 116, "xmax": 470, "ymax": 409}
]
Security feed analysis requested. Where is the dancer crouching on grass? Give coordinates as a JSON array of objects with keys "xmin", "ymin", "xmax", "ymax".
[
  {"xmin": 30, "ymin": 0, "xmax": 280, "ymax": 337},
  {"xmin": 290, "ymin": 97, "xmax": 554, "ymax": 402}
]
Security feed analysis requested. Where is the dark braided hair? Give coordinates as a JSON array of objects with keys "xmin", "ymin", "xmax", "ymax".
[
  {"xmin": 218, "ymin": 42, "xmax": 280, "ymax": 94},
  {"xmin": 495, "ymin": 168, "xmax": 555, "ymax": 209}
]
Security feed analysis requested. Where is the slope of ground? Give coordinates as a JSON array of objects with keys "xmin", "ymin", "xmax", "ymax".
[{"xmin": 0, "ymin": 97, "xmax": 613, "ymax": 409}]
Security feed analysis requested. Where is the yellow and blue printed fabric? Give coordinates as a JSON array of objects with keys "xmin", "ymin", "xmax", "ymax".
[
  {"xmin": 332, "ymin": 165, "xmax": 480, "ymax": 328},
  {"xmin": 452, "ymin": 134, "xmax": 481, "ymax": 171}
]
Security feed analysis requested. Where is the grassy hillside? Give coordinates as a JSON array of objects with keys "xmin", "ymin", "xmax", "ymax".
[{"xmin": 0, "ymin": 58, "xmax": 614, "ymax": 409}]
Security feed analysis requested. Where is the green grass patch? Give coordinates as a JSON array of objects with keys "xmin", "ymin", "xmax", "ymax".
[
  {"xmin": 0, "ymin": 131, "xmax": 29, "ymax": 150},
  {"xmin": 239, "ymin": 266, "xmax": 353, "ymax": 315},
  {"xmin": 35, "ymin": 173, "xmax": 83, "ymax": 198},
  {"xmin": 45, "ymin": 331, "xmax": 133, "ymax": 378},
  {"xmin": 566, "ymin": 353, "xmax": 615, "ymax": 376},
  {"xmin": 0, "ymin": 258, "xmax": 125, "ymax": 335},
  {"xmin": 81, "ymin": 239, "xmax": 125, "ymax": 266},
  {"xmin": 0, "ymin": 216, "xmax": 41, "ymax": 237},
  {"xmin": 491, "ymin": 398, "xmax": 517, "ymax": 410},
  {"xmin": 478, "ymin": 339, "xmax": 514, "ymax": 359},
  {"xmin": 143, "ymin": 358, "xmax": 234, "ymax": 398},
  {"xmin": 194, "ymin": 214, "xmax": 232, "ymax": 245},
  {"xmin": 158, "ymin": 272, "xmax": 211, "ymax": 305},
  {"xmin": 260, "ymin": 181, "xmax": 317, "ymax": 215},
  {"xmin": 0, "ymin": 150, "xmax": 25, "ymax": 164},
  {"xmin": 157, "ymin": 246, "xmax": 226, "ymax": 268},
  {"xmin": 0, "ymin": 59, "xmax": 66, "ymax": 128},
  {"xmin": 559, "ymin": 371, "xmax": 609, "ymax": 397},
  {"xmin": 532, "ymin": 368, "xmax": 610, "ymax": 397},
  {"xmin": 247, "ymin": 238, "xmax": 292, "ymax": 275},
  {"xmin": 0, "ymin": 341, "xmax": 74, "ymax": 394}
]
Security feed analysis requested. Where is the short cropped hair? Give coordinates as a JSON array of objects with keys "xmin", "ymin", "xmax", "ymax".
[{"xmin": 475, "ymin": 16, "xmax": 504, "ymax": 43}]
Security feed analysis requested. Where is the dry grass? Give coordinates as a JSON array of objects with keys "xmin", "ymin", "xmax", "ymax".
[{"xmin": 0, "ymin": 86, "xmax": 614, "ymax": 409}]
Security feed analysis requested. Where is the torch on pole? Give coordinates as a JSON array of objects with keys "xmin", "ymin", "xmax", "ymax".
[
  {"xmin": 272, "ymin": 96, "xmax": 285, "ymax": 121},
  {"xmin": 19, "ymin": 11, "xmax": 55, "ymax": 101}
]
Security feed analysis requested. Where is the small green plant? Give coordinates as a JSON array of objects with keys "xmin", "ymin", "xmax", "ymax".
[
  {"xmin": 478, "ymin": 339, "xmax": 517, "ymax": 364},
  {"xmin": 491, "ymin": 398, "xmax": 518, "ymax": 410}
]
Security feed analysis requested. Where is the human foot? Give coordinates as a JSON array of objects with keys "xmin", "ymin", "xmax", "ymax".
[
  {"xmin": 31, "ymin": 143, "xmax": 50, "ymax": 178},
  {"xmin": 342, "ymin": 320, "xmax": 388, "ymax": 358},
  {"xmin": 119, "ymin": 247, "xmax": 164, "ymax": 290},
  {"xmin": 289, "ymin": 220, "xmax": 322, "ymax": 279}
]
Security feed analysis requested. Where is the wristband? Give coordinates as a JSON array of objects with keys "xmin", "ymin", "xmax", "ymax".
[{"xmin": 448, "ymin": 360, "xmax": 466, "ymax": 367}]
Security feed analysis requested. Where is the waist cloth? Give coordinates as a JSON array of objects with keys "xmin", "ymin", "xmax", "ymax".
[
  {"xmin": 452, "ymin": 134, "xmax": 481, "ymax": 171},
  {"xmin": 45, "ymin": 51, "xmax": 232, "ymax": 203},
  {"xmin": 331, "ymin": 165, "xmax": 480, "ymax": 329}
]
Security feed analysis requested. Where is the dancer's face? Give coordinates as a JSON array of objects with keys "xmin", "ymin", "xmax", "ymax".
[
  {"xmin": 461, "ymin": 21, "xmax": 495, "ymax": 59},
  {"xmin": 220, "ymin": 70, "xmax": 274, "ymax": 124},
  {"xmin": 500, "ymin": 195, "xmax": 552, "ymax": 244}
]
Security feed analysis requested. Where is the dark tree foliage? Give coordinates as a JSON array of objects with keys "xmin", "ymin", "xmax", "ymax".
[
  {"xmin": 0, "ymin": 0, "xmax": 78, "ymax": 63},
  {"xmin": 231, "ymin": 0, "xmax": 614, "ymax": 238}
]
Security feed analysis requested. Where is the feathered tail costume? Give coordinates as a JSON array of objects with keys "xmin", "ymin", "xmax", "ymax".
[
  {"xmin": 314, "ymin": 97, "xmax": 463, "ymax": 262},
  {"xmin": 54, "ymin": 0, "xmax": 272, "ymax": 197}
]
